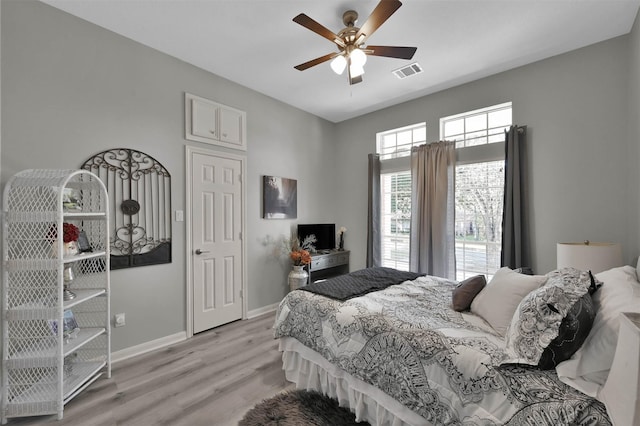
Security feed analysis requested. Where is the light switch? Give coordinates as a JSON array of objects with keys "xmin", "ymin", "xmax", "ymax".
[{"xmin": 175, "ymin": 210, "xmax": 184, "ymax": 222}]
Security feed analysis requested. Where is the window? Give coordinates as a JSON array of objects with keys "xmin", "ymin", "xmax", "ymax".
[
  {"xmin": 441, "ymin": 103, "xmax": 511, "ymax": 280},
  {"xmin": 377, "ymin": 123, "xmax": 426, "ymax": 160},
  {"xmin": 377, "ymin": 123, "xmax": 426, "ymax": 269},
  {"xmin": 381, "ymin": 171, "xmax": 411, "ymax": 270},
  {"xmin": 441, "ymin": 102, "xmax": 512, "ymax": 148},
  {"xmin": 453, "ymin": 161, "xmax": 505, "ymax": 280},
  {"xmin": 376, "ymin": 103, "xmax": 511, "ymax": 278}
]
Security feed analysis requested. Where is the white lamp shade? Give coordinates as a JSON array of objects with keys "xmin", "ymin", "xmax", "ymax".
[
  {"xmin": 599, "ymin": 312, "xmax": 640, "ymax": 426},
  {"xmin": 330, "ymin": 55, "xmax": 347, "ymax": 75},
  {"xmin": 350, "ymin": 48, "xmax": 367, "ymax": 67},
  {"xmin": 349, "ymin": 64, "xmax": 365, "ymax": 78},
  {"xmin": 556, "ymin": 242, "xmax": 622, "ymax": 274}
]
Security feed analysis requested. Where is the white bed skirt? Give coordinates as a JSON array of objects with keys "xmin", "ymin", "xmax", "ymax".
[{"xmin": 279, "ymin": 337, "xmax": 431, "ymax": 426}]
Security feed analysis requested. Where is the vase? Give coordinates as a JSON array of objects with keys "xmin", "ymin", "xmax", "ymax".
[
  {"xmin": 338, "ymin": 234, "xmax": 344, "ymax": 251},
  {"xmin": 51, "ymin": 240, "xmax": 79, "ymax": 258},
  {"xmin": 288, "ymin": 265, "xmax": 309, "ymax": 291},
  {"xmin": 63, "ymin": 263, "xmax": 76, "ymax": 301},
  {"xmin": 63, "ymin": 241, "xmax": 78, "ymax": 257}
]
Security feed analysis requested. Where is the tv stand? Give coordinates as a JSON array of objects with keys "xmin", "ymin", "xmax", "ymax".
[{"xmin": 307, "ymin": 250, "xmax": 350, "ymax": 284}]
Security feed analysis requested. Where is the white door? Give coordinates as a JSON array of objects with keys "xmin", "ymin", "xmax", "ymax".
[{"xmin": 191, "ymin": 151, "xmax": 243, "ymax": 333}]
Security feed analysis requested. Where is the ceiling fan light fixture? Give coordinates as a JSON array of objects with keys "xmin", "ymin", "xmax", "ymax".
[
  {"xmin": 350, "ymin": 48, "xmax": 367, "ymax": 67},
  {"xmin": 330, "ymin": 55, "xmax": 347, "ymax": 75},
  {"xmin": 350, "ymin": 63, "xmax": 365, "ymax": 78}
]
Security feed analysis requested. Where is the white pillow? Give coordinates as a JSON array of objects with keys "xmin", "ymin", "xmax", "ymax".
[
  {"xmin": 470, "ymin": 267, "xmax": 547, "ymax": 335},
  {"xmin": 556, "ymin": 265, "xmax": 640, "ymax": 399}
]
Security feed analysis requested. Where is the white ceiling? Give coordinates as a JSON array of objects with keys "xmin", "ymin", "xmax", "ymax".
[{"xmin": 41, "ymin": 0, "xmax": 640, "ymax": 123}]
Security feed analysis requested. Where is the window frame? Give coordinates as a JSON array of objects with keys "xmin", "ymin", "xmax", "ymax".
[
  {"xmin": 376, "ymin": 103, "xmax": 511, "ymax": 274},
  {"xmin": 376, "ymin": 122, "xmax": 427, "ymax": 161},
  {"xmin": 377, "ymin": 123, "xmax": 426, "ymax": 270}
]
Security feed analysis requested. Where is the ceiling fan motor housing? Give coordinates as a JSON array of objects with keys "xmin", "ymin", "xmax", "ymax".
[{"xmin": 342, "ymin": 10, "xmax": 358, "ymax": 27}]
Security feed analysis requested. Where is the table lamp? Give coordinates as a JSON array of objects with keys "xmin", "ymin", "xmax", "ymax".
[{"xmin": 556, "ymin": 241, "xmax": 622, "ymax": 274}]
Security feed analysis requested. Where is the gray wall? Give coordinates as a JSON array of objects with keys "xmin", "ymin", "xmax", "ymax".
[
  {"xmin": 631, "ymin": 13, "xmax": 640, "ymax": 256},
  {"xmin": 1, "ymin": 0, "xmax": 337, "ymax": 352},
  {"xmin": 335, "ymin": 35, "xmax": 636, "ymax": 275},
  {"xmin": 2, "ymin": 0, "xmax": 639, "ymax": 354}
]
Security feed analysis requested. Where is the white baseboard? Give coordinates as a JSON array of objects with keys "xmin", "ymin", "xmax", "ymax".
[
  {"xmin": 111, "ymin": 305, "xmax": 278, "ymax": 363},
  {"xmin": 247, "ymin": 302, "xmax": 279, "ymax": 319},
  {"xmin": 111, "ymin": 331, "xmax": 187, "ymax": 364}
]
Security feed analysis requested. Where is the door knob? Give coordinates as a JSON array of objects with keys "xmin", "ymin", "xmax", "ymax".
[{"xmin": 195, "ymin": 249, "xmax": 210, "ymax": 255}]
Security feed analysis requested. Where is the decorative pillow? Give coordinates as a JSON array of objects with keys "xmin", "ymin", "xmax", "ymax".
[
  {"xmin": 452, "ymin": 275, "xmax": 486, "ymax": 312},
  {"xmin": 470, "ymin": 267, "xmax": 547, "ymax": 335},
  {"xmin": 556, "ymin": 265, "xmax": 640, "ymax": 398},
  {"xmin": 588, "ymin": 270, "xmax": 603, "ymax": 295},
  {"xmin": 537, "ymin": 292, "xmax": 595, "ymax": 369},
  {"xmin": 501, "ymin": 267, "xmax": 591, "ymax": 366}
]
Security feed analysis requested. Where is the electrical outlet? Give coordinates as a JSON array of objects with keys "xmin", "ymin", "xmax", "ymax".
[{"xmin": 114, "ymin": 313, "xmax": 126, "ymax": 327}]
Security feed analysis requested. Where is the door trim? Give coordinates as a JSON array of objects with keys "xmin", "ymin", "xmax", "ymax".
[{"xmin": 185, "ymin": 145, "xmax": 247, "ymax": 338}]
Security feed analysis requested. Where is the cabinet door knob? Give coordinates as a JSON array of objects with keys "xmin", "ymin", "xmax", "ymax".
[{"xmin": 195, "ymin": 249, "xmax": 210, "ymax": 255}]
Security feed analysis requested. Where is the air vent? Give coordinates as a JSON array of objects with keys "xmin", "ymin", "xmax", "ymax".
[{"xmin": 392, "ymin": 62, "xmax": 423, "ymax": 79}]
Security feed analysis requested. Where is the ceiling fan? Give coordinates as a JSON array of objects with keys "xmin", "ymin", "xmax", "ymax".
[{"xmin": 293, "ymin": 0, "xmax": 417, "ymax": 85}]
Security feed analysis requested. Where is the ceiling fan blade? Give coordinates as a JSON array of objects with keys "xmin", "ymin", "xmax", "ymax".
[
  {"xmin": 294, "ymin": 52, "xmax": 338, "ymax": 71},
  {"xmin": 293, "ymin": 14, "xmax": 345, "ymax": 47},
  {"xmin": 366, "ymin": 45, "xmax": 417, "ymax": 60},
  {"xmin": 355, "ymin": 0, "xmax": 402, "ymax": 41}
]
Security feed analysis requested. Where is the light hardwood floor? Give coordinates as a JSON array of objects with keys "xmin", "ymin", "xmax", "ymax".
[{"xmin": 7, "ymin": 312, "xmax": 294, "ymax": 426}]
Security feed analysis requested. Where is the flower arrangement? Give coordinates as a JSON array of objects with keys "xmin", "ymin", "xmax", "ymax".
[
  {"xmin": 285, "ymin": 233, "xmax": 316, "ymax": 266},
  {"xmin": 47, "ymin": 222, "xmax": 80, "ymax": 243},
  {"xmin": 337, "ymin": 226, "xmax": 347, "ymax": 250},
  {"xmin": 290, "ymin": 249, "xmax": 311, "ymax": 266},
  {"xmin": 62, "ymin": 223, "xmax": 80, "ymax": 243}
]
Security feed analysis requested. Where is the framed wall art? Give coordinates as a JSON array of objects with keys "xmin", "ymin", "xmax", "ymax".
[
  {"xmin": 82, "ymin": 148, "xmax": 172, "ymax": 269},
  {"xmin": 263, "ymin": 175, "xmax": 297, "ymax": 219}
]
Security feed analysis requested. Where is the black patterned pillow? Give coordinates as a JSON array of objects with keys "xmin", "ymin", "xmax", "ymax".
[
  {"xmin": 537, "ymin": 292, "xmax": 595, "ymax": 369},
  {"xmin": 501, "ymin": 267, "xmax": 592, "ymax": 366},
  {"xmin": 588, "ymin": 270, "xmax": 603, "ymax": 295}
]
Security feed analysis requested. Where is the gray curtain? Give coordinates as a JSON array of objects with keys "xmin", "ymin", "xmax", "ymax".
[
  {"xmin": 409, "ymin": 141, "xmax": 456, "ymax": 278},
  {"xmin": 501, "ymin": 125, "xmax": 531, "ymax": 269},
  {"xmin": 367, "ymin": 153, "xmax": 381, "ymax": 267}
]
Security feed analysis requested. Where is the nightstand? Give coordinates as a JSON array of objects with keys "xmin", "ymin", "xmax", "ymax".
[{"xmin": 307, "ymin": 250, "xmax": 350, "ymax": 284}]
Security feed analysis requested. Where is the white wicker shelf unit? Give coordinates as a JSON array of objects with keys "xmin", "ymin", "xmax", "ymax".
[{"xmin": 2, "ymin": 169, "xmax": 111, "ymax": 423}]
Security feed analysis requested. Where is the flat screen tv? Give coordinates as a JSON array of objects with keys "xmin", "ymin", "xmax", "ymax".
[{"xmin": 298, "ymin": 224, "xmax": 335, "ymax": 252}]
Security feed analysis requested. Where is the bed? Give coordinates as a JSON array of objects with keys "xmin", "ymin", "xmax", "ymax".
[{"xmin": 273, "ymin": 265, "xmax": 640, "ymax": 425}]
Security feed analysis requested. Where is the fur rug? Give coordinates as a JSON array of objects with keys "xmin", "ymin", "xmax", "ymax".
[{"xmin": 239, "ymin": 389, "xmax": 370, "ymax": 426}]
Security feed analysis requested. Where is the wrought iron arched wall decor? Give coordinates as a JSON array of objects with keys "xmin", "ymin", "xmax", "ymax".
[{"xmin": 82, "ymin": 148, "xmax": 171, "ymax": 269}]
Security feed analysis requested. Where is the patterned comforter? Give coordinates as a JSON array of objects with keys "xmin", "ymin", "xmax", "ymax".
[{"xmin": 274, "ymin": 275, "xmax": 611, "ymax": 426}]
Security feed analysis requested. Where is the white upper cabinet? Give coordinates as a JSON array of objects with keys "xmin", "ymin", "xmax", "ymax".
[
  {"xmin": 191, "ymin": 96, "xmax": 218, "ymax": 140},
  {"xmin": 218, "ymin": 107, "xmax": 244, "ymax": 145},
  {"xmin": 185, "ymin": 93, "xmax": 246, "ymax": 151}
]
